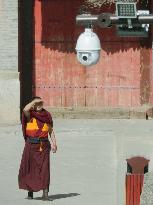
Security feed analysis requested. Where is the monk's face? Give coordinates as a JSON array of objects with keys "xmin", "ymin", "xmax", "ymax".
[{"xmin": 34, "ymin": 101, "xmax": 43, "ymax": 112}]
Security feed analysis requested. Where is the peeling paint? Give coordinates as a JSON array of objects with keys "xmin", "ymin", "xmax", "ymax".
[
  {"xmin": 84, "ymin": 0, "xmax": 114, "ymax": 8},
  {"xmin": 84, "ymin": 0, "xmax": 149, "ymax": 7}
]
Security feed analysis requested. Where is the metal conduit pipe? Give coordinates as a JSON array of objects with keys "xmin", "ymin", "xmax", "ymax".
[
  {"xmin": 76, "ymin": 14, "xmax": 153, "ymax": 27},
  {"xmin": 76, "ymin": 15, "xmax": 98, "ymax": 25},
  {"xmin": 138, "ymin": 15, "xmax": 153, "ymax": 23}
]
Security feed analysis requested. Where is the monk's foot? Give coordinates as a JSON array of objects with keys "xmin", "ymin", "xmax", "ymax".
[
  {"xmin": 42, "ymin": 189, "xmax": 52, "ymax": 201},
  {"xmin": 42, "ymin": 196, "xmax": 52, "ymax": 201},
  {"xmin": 26, "ymin": 196, "xmax": 33, "ymax": 200}
]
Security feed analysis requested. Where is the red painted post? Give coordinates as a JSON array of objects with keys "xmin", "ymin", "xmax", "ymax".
[
  {"xmin": 126, "ymin": 175, "xmax": 131, "ymax": 205},
  {"xmin": 126, "ymin": 174, "xmax": 144, "ymax": 205},
  {"xmin": 126, "ymin": 157, "xmax": 148, "ymax": 205}
]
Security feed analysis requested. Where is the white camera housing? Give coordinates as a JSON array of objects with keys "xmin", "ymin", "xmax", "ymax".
[{"xmin": 75, "ymin": 28, "xmax": 101, "ymax": 66}]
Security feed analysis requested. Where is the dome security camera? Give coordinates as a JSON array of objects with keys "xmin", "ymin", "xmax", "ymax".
[{"xmin": 75, "ymin": 28, "xmax": 101, "ymax": 66}]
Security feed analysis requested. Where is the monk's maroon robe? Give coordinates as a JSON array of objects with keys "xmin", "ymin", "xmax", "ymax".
[{"xmin": 18, "ymin": 109, "xmax": 53, "ymax": 192}]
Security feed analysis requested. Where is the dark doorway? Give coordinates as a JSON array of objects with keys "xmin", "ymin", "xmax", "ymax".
[{"xmin": 18, "ymin": 0, "xmax": 34, "ymax": 120}]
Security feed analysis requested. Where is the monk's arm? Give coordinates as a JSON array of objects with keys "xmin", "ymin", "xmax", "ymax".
[
  {"xmin": 23, "ymin": 102, "xmax": 34, "ymax": 114},
  {"xmin": 49, "ymin": 125, "xmax": 57, "ymax": 146},
  {"xmin": 23, "ymin": 99, "xmax": 42, "ymax": 119}
]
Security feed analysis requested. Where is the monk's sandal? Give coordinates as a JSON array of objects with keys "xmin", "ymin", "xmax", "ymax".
[{"xmin": 27, "ymin": 191, "xmax": 33, "ymax": 199}]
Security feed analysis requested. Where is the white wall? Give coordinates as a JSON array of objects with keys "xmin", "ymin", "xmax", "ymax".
[
  {"xmin": 0, "ymin": 0, "xmax": 18, "ymax": 70},
  {"xmin": 0, "ymin": 0, "xmax": 19, "ymax": 124}
]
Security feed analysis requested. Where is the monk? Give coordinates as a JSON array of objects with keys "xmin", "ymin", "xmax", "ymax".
[{"xmin": 18, "ymin": 96, "xmax": 57, "ymax": 201}]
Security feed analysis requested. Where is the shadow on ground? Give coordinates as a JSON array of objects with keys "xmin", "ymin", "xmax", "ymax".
[{"xmin": 34, "ymin": 193, "xmax": 81, "ymax": 201}]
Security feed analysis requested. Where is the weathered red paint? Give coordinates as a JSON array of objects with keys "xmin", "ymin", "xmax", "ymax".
[
  {"xmin": 33, "ymin": 0, "xmax": 153, "ymax": 107},
  {"xmin": 127, "ymin": 157, "xmax": 150, "ymax": 174},
  {"xmin": 126, "ymin": 174, "xmax": 144, "ymax": 205},
  {"xmin": 126, "ymin": 157, "xmax": 149, "ymax": 205}
]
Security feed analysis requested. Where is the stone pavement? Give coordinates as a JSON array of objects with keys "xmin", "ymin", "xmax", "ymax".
[{"xmin": 1, "ymin": 119, "xmax": 153, "ymax": 205}]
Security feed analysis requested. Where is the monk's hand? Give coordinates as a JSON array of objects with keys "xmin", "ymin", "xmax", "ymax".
[{"xmin": 51, "ymin": 144, "xmax": 57, "ymax": 153}]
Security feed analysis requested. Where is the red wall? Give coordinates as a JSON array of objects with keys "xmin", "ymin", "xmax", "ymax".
[{"xmin": 33, "ymin": 0, "xmax": 152, "ymax": 108}]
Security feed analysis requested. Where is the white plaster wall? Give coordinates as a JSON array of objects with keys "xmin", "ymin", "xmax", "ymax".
[
  {"xmin": 0, "ymin": 0, "xmax": 19, "ymax": 124},
  {"xmin": 0, "ymin": 0, "xmax": 18, "ymax": 70},
  {"xmin": 0, "ymin": 71, "xmax": 20, "ymax": 124}
]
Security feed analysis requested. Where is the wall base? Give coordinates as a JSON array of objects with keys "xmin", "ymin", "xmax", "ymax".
[
  {"xmin": 0, "ymin": 70, "xmax": 20, "ymax": 124},
  {"xmin": 45, "ymin": 105, "xmax": 152, "ymax": 119}
]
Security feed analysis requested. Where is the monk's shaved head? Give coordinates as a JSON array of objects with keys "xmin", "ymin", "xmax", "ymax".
[{"xmin": 31, "ymin": 96, "xmax": 42, "ymax": 101}]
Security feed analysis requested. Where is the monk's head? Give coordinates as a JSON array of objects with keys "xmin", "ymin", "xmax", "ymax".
[{"xmin": 32, "ymin": 96, "xmax": 44, "ymax": 112}]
